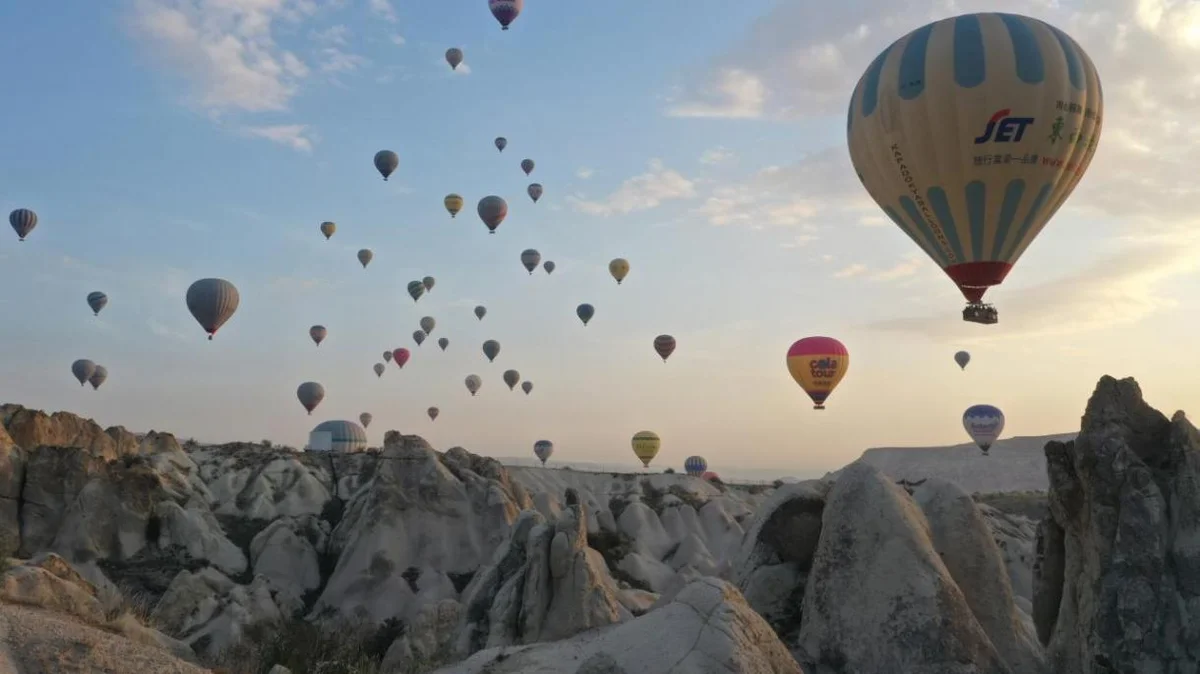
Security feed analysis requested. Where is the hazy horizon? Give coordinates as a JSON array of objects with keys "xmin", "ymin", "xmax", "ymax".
[{"xmin": 2, "ymin": 0, "xmax": 1199, "ymax": 478}]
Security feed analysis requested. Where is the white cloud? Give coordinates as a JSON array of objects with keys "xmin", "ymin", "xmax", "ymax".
[
  {"xmin": 241, "ymin": 124, "xmax": 316, "ymax": 151},
  {"xmin": 869, "ymin": 255, "xmax": 924, "ymax": 281},
  {"xmin": 699, "ymin": 146, "xmax": 735, "ymax": 165},
  {"xmin": 318, "ymin": 47, "xmax": 368, "ymax": 73},
  {"xmin": 451, "ymin": 62, "xmax": 471, "ymax": 75},
  {"xmin": 568, "ymin": 160, "xmax": 696, "ymax": 216},
  {"xmin": 368, "ymin": 0, "xmax": 397, "ymax": 22},
  {"xmin": 311, "ymin": 24, "xmax": 349, "ymax": 45},
  {"xmin": 667, "ymin": 68, "xmax": 766, "ymax": 119},
  {"xmin": 576, "ymin": 167, "xmax": 594, "ymax": 179},
  {"xmin": 148, "ymin": 318, "xmax": 189, "ymax": 341},
  {"xmin": 390, "ymin": 34, "xmax": 406, "ymax": 46},
  {"xmin": 780, "ymin": 234, "xmax": 818, "ymax": 249},
  {"xmin": 834, "ymin": 263, "xmax": 868, "ymax": 279},
  {"xmin": 130, "ymin": 0, "xmax": 314, "ymax": 113}
]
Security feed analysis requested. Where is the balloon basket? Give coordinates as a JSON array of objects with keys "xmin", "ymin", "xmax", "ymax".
[{"xmin": 962, "ymin": 303, "xmax": 998, "ymax": 325}]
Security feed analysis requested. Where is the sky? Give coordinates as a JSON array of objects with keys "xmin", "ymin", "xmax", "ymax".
[{"xmin": 1, "ymin": 0, "xmax": 1199, "ymax": 478}]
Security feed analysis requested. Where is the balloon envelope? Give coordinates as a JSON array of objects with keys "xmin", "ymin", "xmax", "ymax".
[
  {"xmin": 445, "ymin": 48, "xmax": 464, "ymax": 69},
  {"xmin": 534, "ymin": 440, "xmax": 553, "ymax": 465},
  {"xmin": 9, "ymin": 208, "xmax": 37, "ymax": 241},
  {"xmin": 684, "ymin": 456, "xmax": 707, "ymax": 477},
  {"xmin": 521, "ymin": 381, "xmax": 533, "ymax": 395},
  {"xmin": 521, "ymin": 158, "xmax": 535, "ymax": 176},
  {"xmin": 477, "ymin": 196, "xmax": 508, "ymax": 233},
  {"xmin": 359, "ymin": 413, "xmax": 372, "ymax": 428},
  {"xmin": 495, "ymin": 137, "xmax": 507, "ymax": 152},
  {"xmin": 488, "ymin": 0, "xmax": 523, "ymax": 30},
  {"xmin": 653, "ymin": 335, "xmax": 676, "ymax": 362},
  {"xmin": 847, "ymin": 13, "xmax": 1103, "ymax": 310},
  {"xmin": 482, "ymin": 340, "xmax": 501, "ymax": 362},
  {"xmin": 576, "ymin": 304, "xmax": 595, "ymax": 326},
  {"xmin": 528, "ymin": 183, "xmax": 543, "ymax": 203},
  {"xmin": 428, "ymin": 407, "xmax": 440, "ymax": 420},
  {"xmin": 88, "ymin": 365, "xmax": 107, "ymax": 390},
  {"xmin": 438, "ymin": 337, "xmax": 449, "ymax": 351},
  {"xmin": 383, "ymin": 351, "xmax": 393, "ymax": 362},
  {"xmin": 963, "ymin": 404, "xmax": 1005, "ymax": 454},
  {"xmin": 503, "ymin": 369, "xmax": 520, "ymax": 390},
  {"xmin": 543, "ymin": 261, "xmax": 555, "ymax": 274},
  {"xmin": 631, "ymin": 431, "xmax": 661, "ymax": 468},
  {"xmin": 609, "ymin": 258, "xmax": 630, "ymax": 284},
  {"xmin": 320, "ymin": 221, "xmax": 336, "ymax": 240},
  {"xmin": 393, "ymin": 348, "xmax": 411, "ymax": 368},
  {"xmin": 955, "ymin": 350, "xmax": 971, "ymax": 370},
  {"xmin": 374, "ymin": 363, "xmax": 385, "ymax": 377},
  {"xmin": 520, "ymin": 249, "xmax": 541, "ymax": 274},
  {"xmin": 297, "ymin": 382, "xmax": 325, "ymax": 415},
  {"xmin": 87, "ymin": 291, "xmax": 108, "ymax": 316},
  {"xmin": 423, "ymin": 276, "xmax": 436, "ymax": 292},
  {"xmin": 358, "ymin": 249, "xmax": 373, "ymax": 268},
  {"xmin": 310, "ymin": 325, "xmax": 327, "ymax": 346},
  {"xmin": 444, "ymin": 194, "xmax": 464, "ymax": 218},
  {"xmin": 786, "ymin": 337, "xmax": 849, "ymax": 409},
  {"xmin": 186, "ymin": 278, "xmax": 239, "ymax": 340},
  {"xmin": 413, "ymin": 330, "xmax": 426, "ymax": 346},
  {"xmin": 420, "ymin": 317, "xmax": 436, "ymax": 335},
  {"xmin": 373, "ymin": 150, "xmax": 398, "ymax": 181},
  {"xmin": 407, "ymin": 281, "xmax": 425, "ymax": 302},
  {"xmin": 474, "ymin": 305, "xmax": 487, "ymax": 320},
  {"xmin": 465, "ymin": 375, "xmax": 482, "ymax": 396},
  {"xmin": 71, "ymin": 359, "xmax": 96, "ymax": 386}
]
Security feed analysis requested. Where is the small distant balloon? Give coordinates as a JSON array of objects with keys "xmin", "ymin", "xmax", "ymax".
[
  {"xmin": 543, "ymin": 261, "xmax": 555, "ymax": 275},
  {"xmin": 520, "ymin": 158, "xmax": 535, "ymax": 176},
  {"xmin": 527, "ymin": 183, "xmax": 543, "ymax": 203},
  {"xmin": 71, "ymin": 359, "xmax": 96, "ymax": 387},
  {"xmin": 653, "ymin": 335, "xmax": 676, "ymax": 363},
  {"xmin": 477, "ymin": 196, "xmax": 508, "ymax": 234},
  {"xmin": 576, "ymin": 303, "xmax": 595, "ymax": 326},
  {"xmin": 503, "ymin": 369, "xmax": 520, "ymax": 390},
  {"xmin": 482, "ymin": 340, "xmax": 501, "ymax": 362},
  {"xmin": 631, "ymin": 431, "xmax": 661, "ymax": 468},
  {"xmin": 186, "ymin": 278, "xmax": 240, "ymax": 340},
  {"xmin": 955, "ymin": 351, "xmax": 971, "ymax": 370},
  {"xmin": 88, "ymin": 365, "xmax": 108, "ymax": 391},
  {"xmin": 320, "ymin": 221, "xmax": 336, "ymax": 240},
  {"xmin": 407, "ymin": 281, "xmax": 426, "ymax": 302},
  {"xmin": 609, "ymin": 258, "xmax": 630, "ymax": 285},
  {"xmin": 297, "ymin": 381, "xmax": 325, "ymax": 416},
  {"xmin": 423, "ymin": 276, "xmax": 436, "ymax": 292},
  {"xmin": 374, "ymin": 363, "xmax": 385, "ymax": 377},
  {"xmin": 438, "ymin": 337, "xmax": 449, "ymax": 351},
  {"xmin": 87, "ymin": 292, "xmax": 108, "ymax": 317},
  {"xmin": 475, "ymin": 305, "xmax": 487, "ymax": 321},
  {"xmin": 520, "ymin": 249, "xmax": 541, "ymax": 274},
  {"xmin": 383, "ymin": 351, "xmax": 393, "ymax": 363},
  {"xmin": 488, "ymin": 0, "xmax": 523, "ymax": 30},
  {"xmin": 495, "ymin": 137, "xmax": 507, "ymax": 152},
  {"xmin": 521, "ymin": 380, "xmax": 533, "ymax": 395},
  {"xmin": 358, "ymin": 249, "xmax": 373, "ymax": 268},
  {"xmin": 393, "ymin": 348, "xmax": 411, "ymax": 368},
  {"xmin": 373, "ymin": 150, "xmax": 399, "ymax": 181},
  {"xmin": 786, "ymin": 337, "xmax": 849, "ymax": 410},
  {"xmin": 9, "ymin": 208, "xmax": 37, "ymax": 241},
  {"xmin": 360, "ymin": 413, "xmax": 373, "ymax": 428},
  {"xmin": 420, "ymin": 316, "xmax": 436, "ymax": 335},
  {"xmin": 446, "ymin": 48, "xmax": 464, "ymax": 70},
  {"xmin": 428, "ymin": 406, "xmax": 440, "ymax": 420},
  {"xmin": 445, "ymin": 194, "xmax": 464, "ymax": 218},
  {"xmin": 413, "ymin": 330, "xmax": 426, "ymax": 347},
  {"xmin": 310, "ymin": 325, "xmax": 327, "ymax": 347},
  {"xmin": 963, "ymin": 404, "xmax": 1005, "ymax": 455},
  {"xmin": 465, "ymin": 375, "xmax": 482, "ymax": 396},
  {"xmin": 684, "ymin": 456, "xmax": 707, "ymax": 477},
  {"xmin": 534, "ymin": 440, "xmax": 553, "ymax": 466}
]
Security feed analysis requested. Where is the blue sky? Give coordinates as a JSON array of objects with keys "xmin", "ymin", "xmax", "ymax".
[{"xmin": 2, "ymin": 0, "xmax": 1199, "ymax": 478}]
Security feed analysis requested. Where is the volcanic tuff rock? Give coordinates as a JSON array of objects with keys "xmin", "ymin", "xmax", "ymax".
[{"xmin": 1034, "ymin": 376, "xmax": 1200, "ymax": 673}]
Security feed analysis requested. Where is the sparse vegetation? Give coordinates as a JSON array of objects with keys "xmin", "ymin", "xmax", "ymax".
[
  {"xmin": 212, "ymin": 616, "xmax": 406, "ymax": 674},
  {"xmin": 973, "ymin": 490, "xmax": 1049, "ymax": 520},
  {"xmin": 640, "ymin": 480, "xmax": 665, "ymax": 514},
  {"xmin": 666, "ymin": 485, "xmax": 707, "ymax": 511},
  {"xmin": 663, "ymin": 468, "xmax": 675, "ymax": 474},
  {"xmin": 586, "ymin": 530, "xmax": 649, "ymax": 592}
]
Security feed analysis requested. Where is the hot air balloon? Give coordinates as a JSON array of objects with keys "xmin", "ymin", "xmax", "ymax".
[
  {"xmin": 478, "ymin": 196, "xmax": 508, "ymax": 234},
  {"xmin": 631, "ymin": 431, "xmax": 661, "ymax": 468},
  {"xmin": 309, "ymin": 420, "xmax": 367, "ymax": 453},
  {"xmin": 297, "ymin": 382, "xmax": 325, "ymax": 415},
  {"xmin": 534, "ymin": 440, "xmax": 553, "ymax": 466},
  {"xmin": 423, "ymin": 276, "xmax": 436, "ymax": 292},
  {"xmin": 374, "ymin": 150, "xmax": 399, "ymax": 181},
  {"xmin": 955, "ymin": 350, "xmax": 971, "ymax": 370},
  {"xmin": 503, "ymin": 369, "xmax": 520, "ymax": 390},
  {"xmin": 609, "ymin": 258, "xmax": 630, "ymax": 285},
  {"xmin": 474, "ymin": 305, "xmax": 487, "ymax": 320},
  {"xmin": 786, "ymin": 337, "xmax": 849, "ymax": 410},
  {"xmin": 701, "ymin": 471, "xmax": 720, "ymax": 482},
  {"xmin": 963, "ymin": 404, "xmax": 1005, "ymax": 454},
  {"xmin": 528, "ymin": 183, "xmax": 543, "ymax": 203},
  {"xmin": 445, "ymin": 48, "xmax": 464, "ymax": 70},
  {"xmin": 374, "ymin": 363, "xmax": 385, "ymax": 377},
  {"xmin": 438, "ymin": 337, "xmax": 449, "ymax": 351},
  {"xmin": 488, "ymin": 0, "xmax": 522, "ymax": 30},
  {"xmin": 358, "ymin": 249, "xmax": 373, "ymax": 268},
  {"xmin": 86, "ymin": 292, "xmax": 108, "ymax": 317},
  {"xmin": 407, "ymin": 281, "xmax": 425, "ymax": 302},
  {"xmin": 684, "ymin": 456, "xmax": 707, "ymax": 477},
  {"xmin": 420, "ymin": 317, "xmax": 436, "ymax": 335},
  {"xmin": 320, "ymin": 221, "xmax": 336, "ymax": 240},
  {"xmin": 310, "ymin": 325, "xmax": 327, "ymax": 346},
  {"xmin": 521, "ymin": 381, "xmax": 533, "ymax": 395},
  {"xmin": 465, "ymin": 375, "xmax": 482, "ymax": 396},
  {"xmin": 520, "ymin": 249, "xmax": 541, "ymax": 274},
  {"xmin": 428, "ymin": 406, "xmax": 440, "ymax": 420},
  {"xmin": 383, "ymin": 350, "xmax": 393, "ymax": 363},
  {"xmin": 847, "ymin": 13, "xmax": 1103, "ymax": 326},
  {"xmin": 482, "ymin": 340, "xmax": 501, "ymax": 362},
  {"xmin": 445, "ymin": 194, "xmax": 464, "ymax": 218},
  {"xmin": 360, "ymin": 413, "xmax": 373, "ymax": 428},
  {"xmin": 413, "ymin": 330, "xmax": 426, "ymax": 347},
  {"xmin": 186, "ymin": 278, "xmax": 240, "ymax": 340},
  {"xmin": 71, "ymin": 359, "xmax": 96, "ymax": 386},
  {"xmin": 88, "ymin": 365, "xmax": 108, "ymax": 391},
  {"xmin": 543, "ymin": 261, "xmax": 555, "ymax": 274},
  {"xmin": 576, "ymin": 304, "xmax": 594, "ymax": 326},
  {"xmin": 495, "ymin": 137, "xmax": 507, "ymax": 152},
  {"xmin": 393, "ymin": 348, "xmax": 411, "ymax": 368},
  {"xmin": 9, "ymin": 208, "xmax": 37, "ymax": 241},
  {"xmin": 520, "ymin": 158, "xmax": 535, "ymax": 176},
  {"xmin": 653, "ymin": 335, "xmax": 676, "ymax": 363}
]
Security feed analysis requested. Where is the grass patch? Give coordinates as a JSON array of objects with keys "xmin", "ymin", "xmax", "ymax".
[
  {"xmin": 211, "ymin": 616, "xmax": 407, "ymax": 674},
  {"xmin": 973, "ymin": 490, "xmax": 1049, "ymax": 520}
]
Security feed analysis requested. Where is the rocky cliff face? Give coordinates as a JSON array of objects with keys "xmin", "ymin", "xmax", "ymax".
[{"xmin": 1034, "ymin": 376, "xmax": 1200, "ymax": 673}]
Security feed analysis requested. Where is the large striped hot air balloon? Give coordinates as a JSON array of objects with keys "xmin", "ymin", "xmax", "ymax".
[
  {"xmin": 684, "ymin": 456, "xmax": 707, "ymax": 477},
  {"xmin": 533, "ymin": 440, "xmax": 553, "ymax": 466},
  {"xmin": 631, "ymin": 431, "xmax": 660, "ymax": 468},
  {"xmin": 847, "ymin": 13, "xmax": 1103, "ymax": 325},
  {"xmin": 963, "ymin": 404, "xmax": 1005, "ymax": 455},
  {"xmin": 445, "ymin": 194, "xmax": 464, "ymax": 218},
  {"xmin": 786, "ymin": 337, "xmax": 849, "ymax": 410}
]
